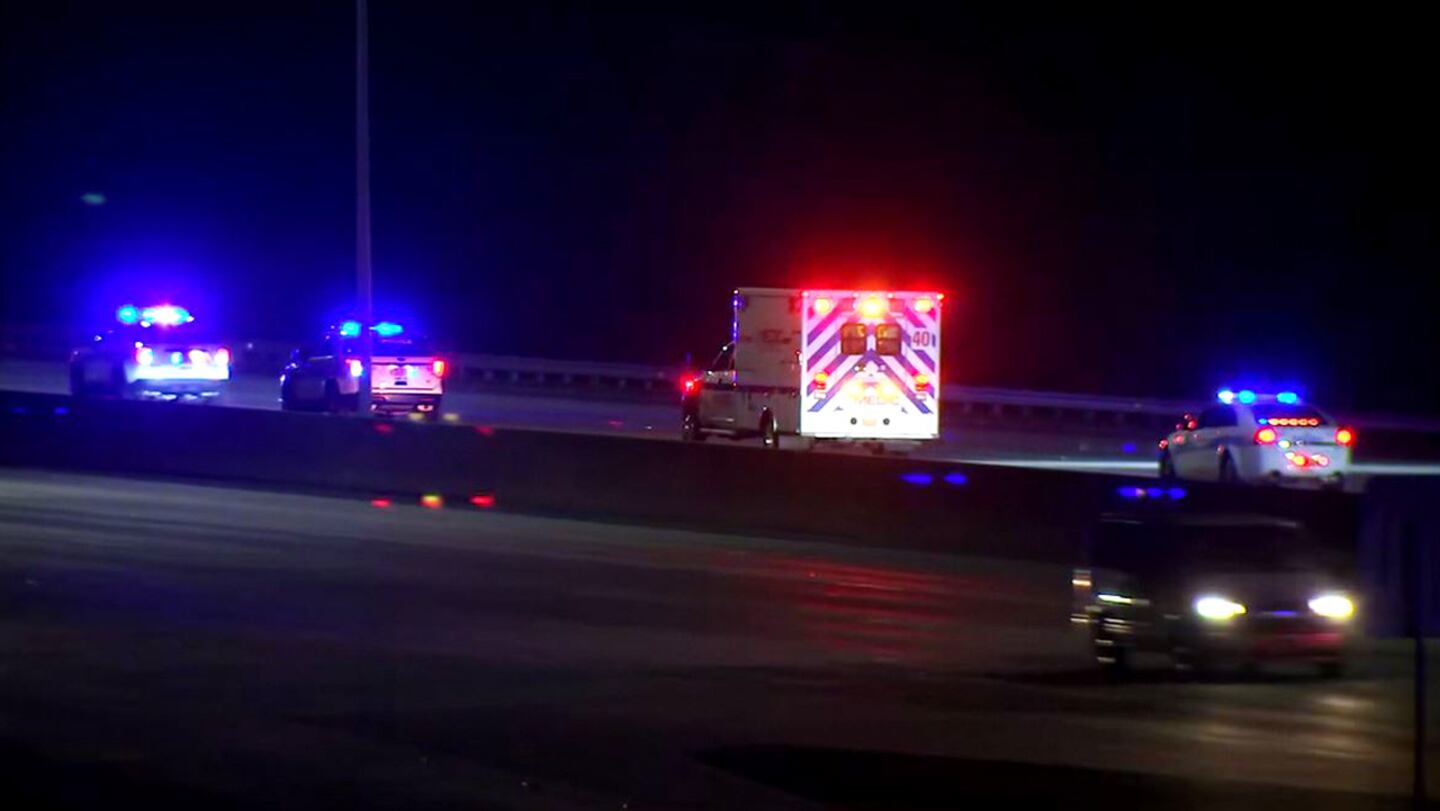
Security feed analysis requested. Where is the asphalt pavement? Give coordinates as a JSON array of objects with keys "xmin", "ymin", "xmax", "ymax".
[
  {"xmin": 0, "ymin": 469, "xmax": 1434, "ymax": 808},
  {"xmin": 8, "ymin": 359, "xmax": 1440, "ymax": 486}
]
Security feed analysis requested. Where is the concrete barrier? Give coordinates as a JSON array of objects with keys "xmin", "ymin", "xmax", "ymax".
[{"xmin": 0, "ymin": 388, "xmax": 1360, "ymax": 564}]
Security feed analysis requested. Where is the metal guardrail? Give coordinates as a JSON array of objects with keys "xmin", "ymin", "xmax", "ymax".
[{"xmin": 6, "ymin": 325, "xmax": 1438, "ymax": 434}]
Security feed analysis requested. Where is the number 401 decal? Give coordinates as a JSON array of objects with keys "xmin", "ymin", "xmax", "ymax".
[{"xmin": 912, "ymin": 330, "xmax": 935, "ymax": 348}]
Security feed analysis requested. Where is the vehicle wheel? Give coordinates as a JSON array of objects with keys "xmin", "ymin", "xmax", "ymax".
[
  {"xmin": 1172, "ymin": 642, "xmax": 1215, "ymax": 680},
  {"xmin": 1093, "ymin": 621, "xmax": 1131, "ymax": 680},
  {"xmin": 108, "ymin": 363, "xmax": 128, "ymax": 399},
  {"xmin": 68, "ymin": 363, "xmax": 88, "ymax": 397},
  {"xmin": 1158, "ymin": 452, "xmax": 1176, "ymax": 481},
  {"xmin": 759, "ymin": 413, "xmax": 780, "ymax": 449},
  {"xmin": 421, "ymin": 409, "xmax": 440, "ymax": 423},
  {"xmin": 1218, "ymin": 452, "xmax": 1239, "ymax": 484},
  {"xmin": 681, "ymin": 409, "xmax": 705, "ymax": 442}
]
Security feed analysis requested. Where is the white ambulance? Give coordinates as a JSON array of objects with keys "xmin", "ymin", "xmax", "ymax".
[{"xmin": 681, "ymin": 288, "xmax": 942, "ymax": 449}]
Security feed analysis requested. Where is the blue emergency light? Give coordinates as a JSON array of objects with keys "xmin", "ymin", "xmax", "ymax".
[
  {"xmin": 338, "ymin": 320, "xmax": 404, "ymax": 338},
  {"xmin": 117, "ymin": 304, "xmax": 193, "ymax": 327}
]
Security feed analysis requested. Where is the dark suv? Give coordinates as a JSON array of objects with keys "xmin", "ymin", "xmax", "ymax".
[{"xmin": 1072, "ymin": 514, "xmax": 1356, "ymax": 678}]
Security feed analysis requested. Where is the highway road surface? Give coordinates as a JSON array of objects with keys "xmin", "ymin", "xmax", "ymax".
[
  {"xmin": 5, "ymin": 359, "xmax": 1438, "ymax": 482},
  {"xmin": 0, "ymin": 469, "xmax": 1434, "ymax": 808},
  {"xmin": 4, "ymin": 359, "xmax": 1438, "ymax": 488}
]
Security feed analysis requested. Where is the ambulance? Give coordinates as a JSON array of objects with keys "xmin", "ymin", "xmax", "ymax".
[{"xmin": 681, "ymin": 288, "xmax": 942, "ymax": 449}]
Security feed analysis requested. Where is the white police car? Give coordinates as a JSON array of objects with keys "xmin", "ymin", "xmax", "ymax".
[
  {"xmin": 69, "ymin": 304, "xmax": 231, "ymax": 400},
  {"xmin": 1159, "ymin": 390, "xmax": 1354, "ymax": 487}
]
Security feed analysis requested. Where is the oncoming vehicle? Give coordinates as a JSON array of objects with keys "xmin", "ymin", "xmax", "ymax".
[
  {"xmin": 1073, "ymin": 514, "xmax": 1357, "ymax": 678},
  {"xmin": 681, "ymin": 288, "xmax": 942, "ymax": 450},
  {"xmin": 69, "ymin": 304, "xmax": 230, "ymax": 401},
  {"xmin": 281, "ymin": 320, "xmax": 446, "ymax": 420},
  {"xmin": 1158, "ymin": 389, "xmax": 1353, "ymax": 487}
]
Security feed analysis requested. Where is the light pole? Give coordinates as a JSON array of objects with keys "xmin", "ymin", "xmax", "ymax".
[{"xmin": 356, "ymin": 0, "xmax": 374, "ymax": 415}]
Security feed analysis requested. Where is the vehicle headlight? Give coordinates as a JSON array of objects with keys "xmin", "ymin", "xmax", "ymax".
[
  {"xmin": 1194, "ymin": 595, "xmax": 1246, "ymax": 621},
  {"xmin": 1308, "ymin": 593, "xmax": 1355, "ymax": 621}
]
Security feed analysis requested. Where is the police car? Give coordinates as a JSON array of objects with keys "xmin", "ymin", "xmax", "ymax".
[
  {"xmin": 1159, "ymin": 389, "xmax": 1353, "ymax": 487},
  {"xmin": 281, "ymin": 320, "xmax": 446, "ymax": 420},
  {"xmin": 69, "ymin": 304, "xmax": 230, "ymax": 400}
]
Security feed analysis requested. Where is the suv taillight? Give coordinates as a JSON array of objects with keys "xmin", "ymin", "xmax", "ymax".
[
  {"xmin": 1335, "ymin": 427, "xmax": 1355, "ymax": 447},
  {"xmin": 1254, "ymin": 427, "xmax": 1278, "ymax": 444},
  {"xmin": 431, "ymin": 359, "xmax": 447, "ymax": 378}
]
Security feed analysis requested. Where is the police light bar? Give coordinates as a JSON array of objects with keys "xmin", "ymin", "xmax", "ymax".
[
  {"xmin": 337, "ymin": 320, "xmax": 405, "ymax": 338},
  {"xmin": 1217, "ymin": 387, "xmax": 1302, "ymax": 406},
  {"xmin": 117, "ymin": 304, "xmax": 194, "ymax": 327}
]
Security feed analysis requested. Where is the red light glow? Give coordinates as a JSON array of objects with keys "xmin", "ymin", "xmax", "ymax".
[
  {"xmin": 420, "ymin": 494, "xmax": 444, "ymax": 509},
  {"xmin": 374, "ymin": 423, "xmax": 395, "ymax": 435},
  {"xmin": 814, "ymin": 371, "xmax": 829, "ymax": 391},
  {"xmin": 370, "ymin": 498, "xmax": 393, "ymax": 509},
  {"xmin": 1335, "ymin": 428, "xmax": 1355, "ymax": 447},
  {"xmin": 470, "ymin": 493, "xmax": 497, "ymax": 508},
  {"xmin": 915, "ymin": 373, "xmax": 931, "ymax": 391},
  {"xmin": 1254, "ymin": 427, "xmax": 1279, "ymax": 444},
  {"xmin": 432, "ymin": 359, "xmax": 447, "ymax": 378},
  {"xmin": 859, "ymin": 297, "xmax": 888, "ymax": 319}
]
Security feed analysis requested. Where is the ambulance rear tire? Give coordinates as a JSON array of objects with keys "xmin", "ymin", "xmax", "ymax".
[
  {"xmin": 323, "ymin": 381, "xmax": 342, "ymax": 413},
  {"xmin": 681, "ymin": 410, "xmax": 705, "ymax": 442},
  {"xmin": 760, "ymin": 413, "xmax": 780, "ymax": 449},
  {"xmin": 1158, "ymin": 452, "xmax": 1176, "ymax": 481}
]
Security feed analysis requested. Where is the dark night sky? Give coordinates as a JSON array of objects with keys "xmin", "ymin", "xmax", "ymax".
[{"xmin": 1, "ymin": 3, "xmax": 1435, "ymax": 412}]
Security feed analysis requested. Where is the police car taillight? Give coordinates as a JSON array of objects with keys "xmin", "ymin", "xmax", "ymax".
[
  {"xmin": 1254, "ymin": 427, "xmax": 1278, "ymax": 444},
  {"xmin": 1335, "ymin": 427, "xmax": 1355, "ymax": 447},
  {"xmin": 135, "ymin": 346, "xmax": 154, "ymax": 366},
  {"xmin": 215, "ymin": 347, "xmax": 231, "ymax": 367},
  {"xmin": 432, "ymin": 359, "xmax": 447, "ymax": 378},
  {"xmin": 348, "ymin": 359, "xmax": 364, "ymax": 378}
]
